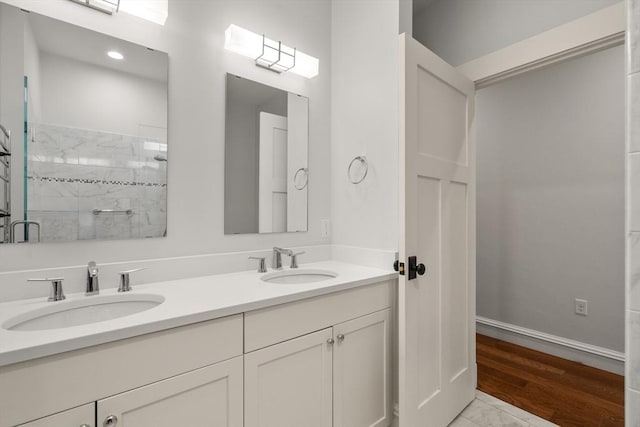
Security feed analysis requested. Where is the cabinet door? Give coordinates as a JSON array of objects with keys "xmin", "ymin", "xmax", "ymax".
[
  {"xmin": 334, "ymin": 309, "xmax": 392, "ymax": 427},
  {"xmin": 17, "ymin": 404, "xmax": 94, "ymax": 427},
  {"xmin": 244, "ymin": 328, "xmax": 333, "ymax": 427},
  {"xmin": 96, "ymin": 356, "xmax": 242, "ymax": 427}
]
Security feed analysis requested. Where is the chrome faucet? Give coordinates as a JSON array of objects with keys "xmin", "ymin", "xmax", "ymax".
[
  {"xmin": 249, "ymin": 256, "xmax": 267, "ymax": 273},
  {"xmin": 28, "ymin": 277, "xmax": 65, "ymax": 302},
  {"xmin": 86, "ymin": 261, "xmax": 99, "ymax": 296},
  {"xmin": 118, "ymin": 268, "xmax": 146, "ymax": 292},
  {"xmin": 272, "ymin": 247, "xmax": 293, "ymax": 270},
  {"xmin": 290, "ymin": 251, "xmax": 305, "ymax": 269}
]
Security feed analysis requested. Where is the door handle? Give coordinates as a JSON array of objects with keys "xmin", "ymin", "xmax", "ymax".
[
  {"xmin": 393, "ymin": 260, "xmax": 405, "ymax": 275},
  {"xmin": 408, "ymin": 256, "xmax": 426, "ymax": 280}
]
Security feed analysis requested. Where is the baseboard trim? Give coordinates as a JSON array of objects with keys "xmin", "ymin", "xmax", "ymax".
[{"xmin": 476, "ymin": 316, "xmax": 625, "ymax": 374}]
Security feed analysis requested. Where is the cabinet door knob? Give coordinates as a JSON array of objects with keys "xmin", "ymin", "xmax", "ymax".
[
  {"xmin": 327, "ymin": 338, "xmax": 335, "ymax": 345},
  {"xmin": 337, "ymin": 334, "xmax": 345, "ymax": 342},
  {"xmin": 104, "ymin": 415, "xmax": 118, "ymax": 426}
]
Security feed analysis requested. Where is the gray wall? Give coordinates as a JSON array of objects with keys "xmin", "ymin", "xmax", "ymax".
[
  {"xmin": 627, "ymin": 0, "xmax": 640, "ymax": 423},
  {"xmin": 476, "ymin": 45, "xmax": 625, "ymax": 352},
  {"xmin": 413, "ymin": 0, "xmax": 620, "ymax": 66}
]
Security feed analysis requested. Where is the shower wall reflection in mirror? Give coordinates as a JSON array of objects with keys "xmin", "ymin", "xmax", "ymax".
[
  {"xmin": 224, "ymin": 74, "xmax": 308, "ymax": 234},
  {"xmin": 0, "ymin": 4, "xmax": 168, "ymax": 243}
]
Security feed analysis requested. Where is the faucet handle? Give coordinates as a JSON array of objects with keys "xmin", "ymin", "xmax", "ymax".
[
  {"xmin": 86, "ymin": 261, "xmax": 100, "ymax": 296},
  {"xmin": 118, "ymin": 268, "xmax": 146, "ymax": 292},
  {"xmin": 28, "ymin": 277, "xmax": 65, "ymax": 301},
  {"xmin": 87, "ymin": 260, "xmax": 98, "ymax": 274},
  {"xmin": 248, "ymin": 256, "xmax": 267, "ymax": 273},
  {"xmin": 290, "ymin": 251, "xmax": 305, "ymax": 269}
]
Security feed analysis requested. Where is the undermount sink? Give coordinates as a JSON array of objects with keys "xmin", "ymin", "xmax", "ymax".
[
  {"xmin": 3, "ymin": 293, "xmax": 165, "ymax": 332},
  {"xmin": 261, "ymin": 269, "xmax": 338, "ymax": 284}
]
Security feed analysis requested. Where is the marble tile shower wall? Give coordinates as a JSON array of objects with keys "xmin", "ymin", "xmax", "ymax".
[
  {"xmin": 27, "ymin": 123, "xmax": 167, "ymax": 242},
  {"xmin": 629, "ymin": 1, "xmax": 640, "ymax": 426}
]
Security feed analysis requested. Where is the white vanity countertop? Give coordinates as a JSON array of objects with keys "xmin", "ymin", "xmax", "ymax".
[{"xmin": 0, "ymin": 261, "xmax": 396, "ymax": 367}]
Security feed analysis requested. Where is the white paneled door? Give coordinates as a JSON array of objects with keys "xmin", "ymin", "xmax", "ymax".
[
  {"xmin": 398, "ymin": 34, "xmax": 476, "ymax": 427},
  {"xmin": 259, "ymin": 112, "xmax": 288, "ymax": 233}
]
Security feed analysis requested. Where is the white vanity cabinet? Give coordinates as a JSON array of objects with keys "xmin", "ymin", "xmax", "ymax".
[
  {"xmin": 2, "ymin": 278, "xmax": 395, "ymax": 427},
  {"xmin": 17, "ymin": 404, "xmax": 94, "ymax": 427},
  {"xmin": 333, "ymin": 308, "xmax": 391, "ymax": 427},
  {"xmin": 244, "ymin": 280, "xmax": 394, "ymax": 427},
  {"xmin": 12, "ymin": 353, "xmax": 243, "ymax": 427},
  {"xmin": 244, "ymin": 328, "xmax": 334, "ymax": 427},
  {"xmin": 1, "ymin": 314, "xmax": 244, "ymax": 427},
  {"xmin": 97, "ymin": 356, "xmax": 243, "ymax": 427}
]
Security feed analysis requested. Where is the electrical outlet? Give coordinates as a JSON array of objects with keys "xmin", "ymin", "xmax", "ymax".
[
  {"xmin": 575, "ymin": 299, "xmax": 588, "ymax": 316},
  {"xmin": 321, "ymin": 219, "xmax": 330, "ymax": 238}
]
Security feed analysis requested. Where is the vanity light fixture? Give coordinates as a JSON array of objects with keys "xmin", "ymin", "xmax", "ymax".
[
  {"xmin": 67, "ymin": 0, "xmax": 168, "ymax": 25},
  {"xmin": 107, "ymin": 51, "xmax": 124, "ymax": 60},
  {"xmin": 119, "ymin": 0, "xmax": 168, "ymax": 26},
  {"xmin": 68, "ymin": 0, "xmax": 120, "ymax": 15},
  {"xmin": 224, "ymin": 24, "xmax": 319, "ymax": 79}
]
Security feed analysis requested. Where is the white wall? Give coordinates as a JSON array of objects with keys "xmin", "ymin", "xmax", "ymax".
[
  {"xmin": 476, "ymin": 45, "xmax": 625, "ymax": 352},
  {"xmin": 626, "ymin": 0, "xmax": 640, "ymax": 422},
  {"xmin": 331, "ymin": 0, "xmax": 399, "ymax": 253},
  {"xmin": 39, "ymin": 52, "xmax": 166, "ymax": 136},
  {"xmin": 0, "ymin": 0, "xmax": 331, "ymax": 276},
  {"xmin": 413, "ymin": 0, "xmax": 621, "ymax": 66}
]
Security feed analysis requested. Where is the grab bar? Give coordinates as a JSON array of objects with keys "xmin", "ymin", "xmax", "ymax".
[
  {"xmin": 93, "ymin": 209, "xmax": 133, "ymax": 215},
  {"xmin": 10, "ymin": 220, "xmax": 41, "ymax": 243}
]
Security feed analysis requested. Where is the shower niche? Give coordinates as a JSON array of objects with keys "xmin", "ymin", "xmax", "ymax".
[{"xmin": 0, "ymin": 3, "xmax": 168, "ymax": 243}]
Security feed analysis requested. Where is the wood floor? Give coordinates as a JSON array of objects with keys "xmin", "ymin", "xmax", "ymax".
[{"xmin": 476, "ymin": 334, "xmax": 624, "ymax": 427}]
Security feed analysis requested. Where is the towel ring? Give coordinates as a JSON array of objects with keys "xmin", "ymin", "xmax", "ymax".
[
  {"xmin": 294, "ymin": 167, "xmax": 308, "ymax": 190},
  {"xmin": 348, "ymin": 156, "xmax": 368, "ymax": 184}
]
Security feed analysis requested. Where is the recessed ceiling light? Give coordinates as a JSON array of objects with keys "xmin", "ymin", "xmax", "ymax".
[{"xmin": 107, "ymin": 51, "xmax": 124, "ymax": 60}]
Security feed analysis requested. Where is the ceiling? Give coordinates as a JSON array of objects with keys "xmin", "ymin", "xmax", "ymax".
[{"xmin": 26, "ymin": 10, "xmax": 167, "ymax": 83}]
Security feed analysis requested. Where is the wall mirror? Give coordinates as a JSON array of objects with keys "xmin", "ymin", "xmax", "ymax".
[
  {"xmin": 224, "ymin": 74, "xmax": 308, "ymax": 234},
  {"xmin": 0, "ymin": 3, "xmax": 168, "ymax": 244}
]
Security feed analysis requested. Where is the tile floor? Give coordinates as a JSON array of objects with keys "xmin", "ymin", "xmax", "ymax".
[{"xmin": 449, "ymin": 391, "xmax": 559, "ymax": 427}]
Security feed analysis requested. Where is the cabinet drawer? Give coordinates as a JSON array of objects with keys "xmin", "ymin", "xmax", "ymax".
[
  {"xmin": 17, "ymin": 403, "xmax": 94, "ymax": 427},
  {"xmin": 245, "ymin": 280, "xmax": 394, "ymax": 352},
  {"xmin": 0, "ymin": 314, "xmax": 243, "ymax": 427}
]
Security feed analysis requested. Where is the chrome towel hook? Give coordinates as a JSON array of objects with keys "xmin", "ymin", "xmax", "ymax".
[{"xmin": 348, "ymin": 156, "xmax": 368, "ymax": 184}]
